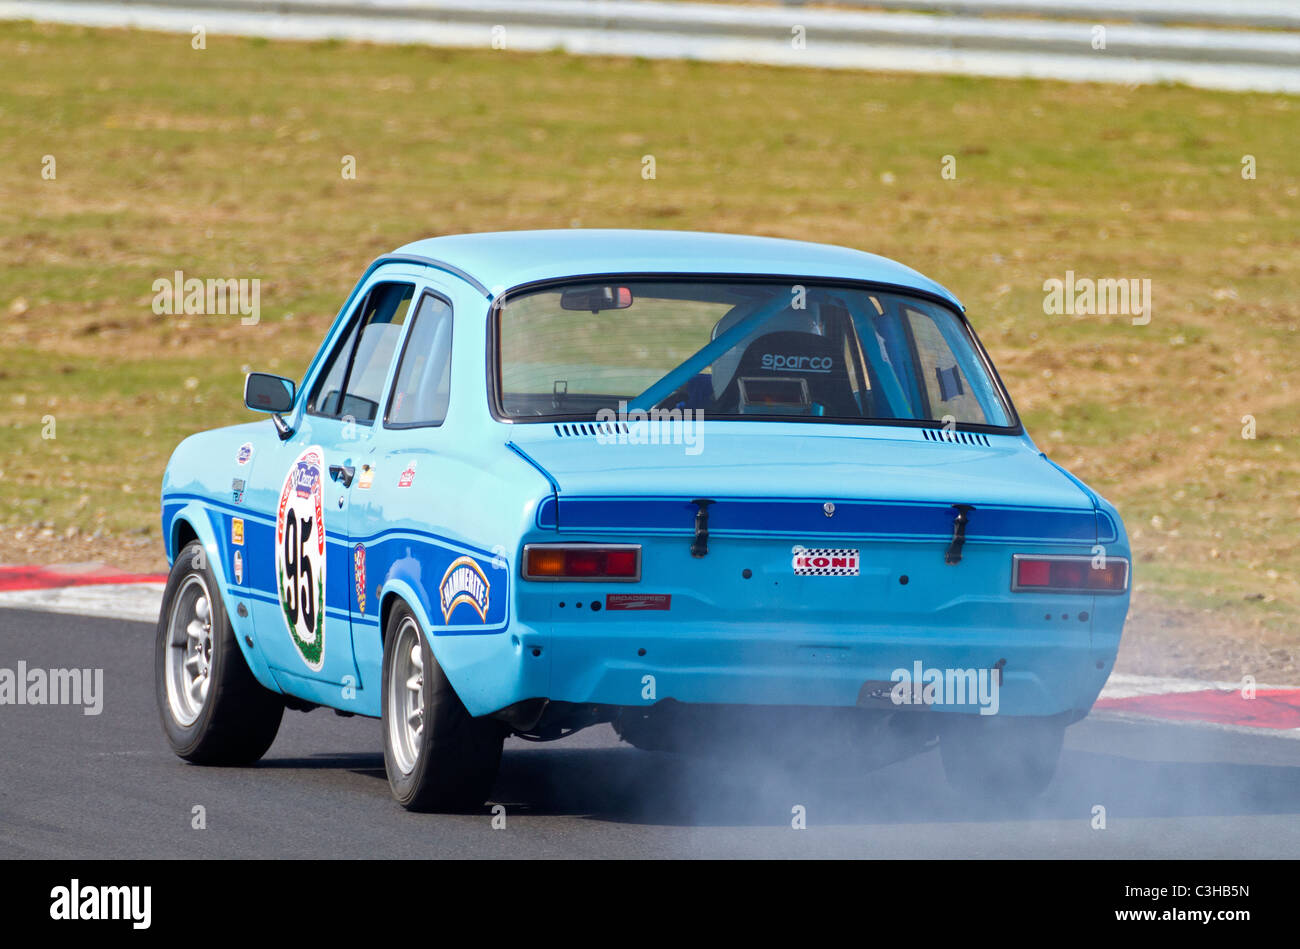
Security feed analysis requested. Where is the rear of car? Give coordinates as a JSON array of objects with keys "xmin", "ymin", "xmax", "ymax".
[{"xmin": 493, "ymin": 274, "xmax": 1130, "ymax": 792}]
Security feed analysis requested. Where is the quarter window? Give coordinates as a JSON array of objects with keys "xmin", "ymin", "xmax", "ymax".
[{"xmin": 386, "ymin": 293, "xmax": 454, "ymax": 428}]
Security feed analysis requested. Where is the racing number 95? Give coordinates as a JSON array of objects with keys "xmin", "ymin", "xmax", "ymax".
[{"xmin": 282, "ymin": 514, "xmax": 316, "ymax": 633}]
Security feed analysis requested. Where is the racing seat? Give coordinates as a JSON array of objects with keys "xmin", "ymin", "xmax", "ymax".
[{"xmin": 714, "ymin": 330, "xmax": 861, "ymax": 418}]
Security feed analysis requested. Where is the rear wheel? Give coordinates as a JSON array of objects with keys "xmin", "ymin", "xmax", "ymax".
[
  {"xmin": 939, "ymin": 714, "xmax": 1064, "ymax": 799},
  {"xmin": 155, "ymin": 541, "xmax": 284, "ymax": 764},
  {"xmin": 381, "ymin": 603, "xmax": 505, "ymax": 811}
]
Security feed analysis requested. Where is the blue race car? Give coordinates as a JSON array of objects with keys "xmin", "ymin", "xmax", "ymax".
[{"xmin": 156, "ymin": 230, "xmax": 1130, "ymax": 810}]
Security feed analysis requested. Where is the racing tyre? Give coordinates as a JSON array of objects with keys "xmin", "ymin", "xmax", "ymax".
[
  {"xmin": 382, "ymin": 602, "xmax": 505, "ymax": 812},
  {"xmin": 155, "ymin": 540, "xmax": 284, "ymax": 764},
  {"xmin": 938, "ymin": 714, "xmax": 1065, "ymax": 800}
]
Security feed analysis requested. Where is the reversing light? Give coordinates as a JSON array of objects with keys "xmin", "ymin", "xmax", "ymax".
[
  {"xmin": 522, "ymin": 544, "xmax": 641, "ymax": 581},
  {"xmin": 1011, "ymin": 554, "xmax": 1129, "ymax": 594}
]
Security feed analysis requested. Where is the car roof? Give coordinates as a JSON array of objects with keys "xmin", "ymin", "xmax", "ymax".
[{"xmin": 389, "ymin": 229, "xmax": 963, "ymax": 309}]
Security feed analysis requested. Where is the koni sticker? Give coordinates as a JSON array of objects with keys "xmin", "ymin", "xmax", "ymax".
[
  {"xmin": 275, "ymin": 446, "xmax": 326, "ymax": 671},
  {"xmin": 792, "ymin": 547, "xmax": 859, "ymax": 576},
  {"xmin": 439, "ymin": 556, "xmax": 490, "ymax": 623},
  {"xmin": 236, "ymin": 442, "xmax": 254, "ymax": 465},
  {"xmin": 397, "ymin": 461, "xmax": 417, "ymax": 488},
  {"xmin": 354, "ymin": 543, "xmax": 367, "ymax": 616},
  {"xmin": 231, "ymin": 517, "xmax": 244, "ymax": 546}
]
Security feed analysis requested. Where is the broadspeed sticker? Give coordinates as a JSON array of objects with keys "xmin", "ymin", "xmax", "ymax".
[
  {"xmin": 231, "ymin": 517, "xmax": 244, "ymax": 546},
  {"xmin": 439, "ymin": 556, "xmax": 489, "ymax": 623},
  {"xmin": 236, "ymin": 442, "xmax": 253, "ymax": 465},
  {"xmin": 354, "ymin": 543, "xmax": 366, "ymax": 615},
  {"xmin": 792, "ymin": 547, "xmax": 859, "ymax": 576},
  {"xmin": 276, "ymin": 445, "xmax": 326, "ymax": 671},
  {"xmin": 606, "ymin": 593, "xmax": 671, "ymax": 611}
]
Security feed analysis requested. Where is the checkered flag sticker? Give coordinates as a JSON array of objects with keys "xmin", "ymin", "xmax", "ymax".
[{"xmin": 792, "ymin": 547, "xmax": 860, "ymax": 576}]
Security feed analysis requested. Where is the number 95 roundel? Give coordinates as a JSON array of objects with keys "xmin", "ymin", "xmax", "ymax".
[{"xmin": 276, "ymin": 445, "xmax": 326, "ymax": 671}]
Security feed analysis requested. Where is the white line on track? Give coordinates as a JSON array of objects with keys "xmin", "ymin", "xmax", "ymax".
[{"xmin": 0, "ymin": 583, "xmax": 164, "ymax": 624}]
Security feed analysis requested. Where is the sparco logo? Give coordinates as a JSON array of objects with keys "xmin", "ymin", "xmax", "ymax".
[{"xmin": 761, "ymin": 354, "xmax": 832, "ymax": 373}]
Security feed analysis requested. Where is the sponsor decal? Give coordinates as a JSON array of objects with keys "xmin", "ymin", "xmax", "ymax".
[
  {"xmin": 397, "ymin": 461, "xmax": 417, "ymax": 488},
  {"xmin": 236, "ymin": 442, "xmax": 254, "ymax": 465},
  {"xmin": 439, "ymin": 555, "xmax": 490, "ymax": 623},
  {"xmin": 275, "ymin": 446, "xmax": 326, "ymax": 671},
  {"xmin": 356, "ymin": 465, "xmax": 374, "ymax": 490},
  {"xmin": 606, "ymin": 593, "xmax": 671, "ymax": 611},
  {"xmin": 792, "ymin": 547, "xmax": 859, "ymax": 576},
  {"xmin": 231, "ymin": 478, "xmax": 245, "ymax": 504},
  {"xmin": 354, "ymin": 543, "xmax": 366, "ymax": 615},
  {"xmin": 233, "ymin": 549, "xmax": 243, "ymax": 584},
  {"xmin": 761, "ymin": 353, "xmax": 833, "ymax": 373},
  {"xmin": 231, "ymin": 517, "xmax": 244, "ymax": 546}
]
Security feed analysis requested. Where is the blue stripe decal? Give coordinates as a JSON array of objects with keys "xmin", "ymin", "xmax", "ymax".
[
  {"xmin": 165, "ymin": 492, "xmax": 502, "ymax": 560},
  {"xmin": 164, "ymin": 493, "xmax": 509, "ymax": 635},
  {"xmin": 547, "ymin": 496, "xmax": 1097, "ymax": 544}
]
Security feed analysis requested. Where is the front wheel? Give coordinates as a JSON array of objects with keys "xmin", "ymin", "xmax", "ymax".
[
  {"xmin": 938, "ymin": 714, "xmax": 1065, "ymax": 800},
  {"xmin": 155, "ymin": 541, "xmax": 284, "ymax": 764},
  {"xmin": 381, "ymin": 603, "xmax": 505, "ymax": 812}
]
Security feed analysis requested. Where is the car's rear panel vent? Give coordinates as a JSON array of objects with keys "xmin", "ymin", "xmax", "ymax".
[
  {"xmin": 922, "ymin": 428, "xmax": 991, "ymax": 447},
  {"xmin": 554, "ymin": 421, "xmax": 630, "ymax": 439}
]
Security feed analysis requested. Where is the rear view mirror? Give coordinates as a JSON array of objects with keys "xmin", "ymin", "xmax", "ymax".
[
  {"xmin": 244, "ymin": 372, "xmax": 295, "ymax": 414},
  {"xmin": 560, "ymin": 285, "xmax": 633, "ymax": 312}
]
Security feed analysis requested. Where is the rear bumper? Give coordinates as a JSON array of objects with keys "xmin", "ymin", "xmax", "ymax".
[
  {"xmin": 545, "ymin": 623, "xmax": 1113, "ymax": 717},
  {"xmin": 436, "ymin": 606, "xmax": 1124, "ymax": 719}
]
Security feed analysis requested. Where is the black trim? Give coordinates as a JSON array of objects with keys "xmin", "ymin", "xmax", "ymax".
[
  {"xmin": 382, "ymin": 288, "xmax": 455, "ymax": 430},
  {"xmin": 484, "ymin": 272, "xmax": 1024, "ymax": 435}
]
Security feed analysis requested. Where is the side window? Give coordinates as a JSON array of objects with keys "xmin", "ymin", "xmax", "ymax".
[
  {"xmin": 903, "ymin": 306, "xmax": 988, "ymax": 424},
  {"xmin": 386, "ymin": 293, "xmax": 454, "ymax": 428},
  {"xmin": 308, "ymin": 282, "xmax": 415, "ymax": 424}
]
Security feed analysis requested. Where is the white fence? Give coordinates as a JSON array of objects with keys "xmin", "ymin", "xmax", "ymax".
[{"xmin": 3, "ymin": 0, "xmax": 1297, "ymax": 93}]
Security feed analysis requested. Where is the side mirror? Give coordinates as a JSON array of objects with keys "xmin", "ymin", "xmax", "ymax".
[{"xmin": 244, "ymin": 372, "xmax": 295, "ymax": 414}]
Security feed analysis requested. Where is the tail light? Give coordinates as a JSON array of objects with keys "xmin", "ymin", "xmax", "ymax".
[
  {"xmin": 1011, "ymin": 554, "xmax": 1129, "ymax": 594},
  {"xmin": 522, "ymin": 544, "xmax": 641, "ymax": 581}
]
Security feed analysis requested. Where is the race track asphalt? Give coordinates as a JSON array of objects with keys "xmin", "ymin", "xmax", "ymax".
[{"xmin": 2, "ymin": 608, "xmax": 1299, "ymax": 859}]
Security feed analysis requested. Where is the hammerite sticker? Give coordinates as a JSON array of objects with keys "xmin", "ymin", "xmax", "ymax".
[
  {"xmin": 439, "ymin": 556, "xmax": 489, "ymax": 623},
  {"xmin": 275, "ymin": 445, "xmax": 326, "ymax": 671}
]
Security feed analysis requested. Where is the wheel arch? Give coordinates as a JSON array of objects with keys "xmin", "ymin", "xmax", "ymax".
[{"xmin": 162, "ymin": 500, "xmax": 281, "ymax": 695}]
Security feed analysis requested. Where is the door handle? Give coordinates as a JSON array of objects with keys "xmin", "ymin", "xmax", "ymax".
[{"xmin": 329, "ymin": 464, "xmax": 355, "ymax": 488}]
